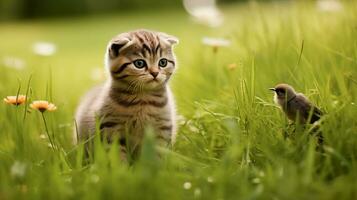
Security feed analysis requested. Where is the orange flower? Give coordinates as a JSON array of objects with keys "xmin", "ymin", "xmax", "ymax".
[
  {"xmin": 30, "ymin": 101, "xmax": 57, "ymax": 112},
  {"xmin": 3, "ymin": 95, "xmax": 27, "ymax": 106},
  {"xmin": 227, "ymin": 63, "xmax": 237, "ymax": 70}
]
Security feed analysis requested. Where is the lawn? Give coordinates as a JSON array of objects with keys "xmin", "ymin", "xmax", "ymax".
[{"xmin": 0, "ymin": 1, "xmax": 357, "ymax": 199}]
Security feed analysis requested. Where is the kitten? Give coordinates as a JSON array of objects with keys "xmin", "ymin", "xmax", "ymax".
[{"xmin": 75, "ymin": 29, "xmax": 179, "ymax": 159}]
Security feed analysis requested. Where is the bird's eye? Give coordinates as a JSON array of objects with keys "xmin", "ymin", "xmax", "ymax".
[
  {"xmin": 276, "ymin": 89, "xmax": 286, "ymax": 97},
  {"xmin": 158, "ymin": 58, "xmax": 168, "ymax": 68},
  {"xmin": 276, "ymin": 89, "xmax": 285, "ymax": 94},
  {"xmin": 133, "ymin": 59, "xmax": 147, "ymax": 69}
]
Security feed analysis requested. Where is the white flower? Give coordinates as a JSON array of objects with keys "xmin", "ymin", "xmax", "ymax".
[
  {"xmin": 252, "ymin": 177, "xmax": 261, "ymax": 184},
  {"xmin": 202, "ymin": 37, "xmax": 231, "ymax": 47},
  {"xmin": 33, "ymin": 42, "xmax": 57, "ymax": 56},
  {"xmin": 3, "ymin": 57, "xmax": 26, "ymax": 70},
  {"xmin": 183, "ymin": 181, "xmax": 192, "ymax": 190},
  {"xmin": 316, "ymin": 0, "xmax": 343, "ymax": 12},
  {"xmin": 91, "ymin": 174, "xmax": 100, "ymax": 183},
  {"xmin": 11, "ymin": 161, "xmax": 27, "ymax": 178},
  {"xmin": 258, "ymin": 171, "xmax": 265, "ymax": 177},
  {"xmin": 183, "ymin": 0, "xmax": 223, "ymax": 27},
  {"xmin": 194, "ymin": 188, "xmax": 202, "ymax": 197},
  {"xmin": 64, "ymin": 177, "xmax": 72, "ymax": 183},
  {"xmin": 207, "ymin": 176, "xmax": 214, "ymax": 183}
]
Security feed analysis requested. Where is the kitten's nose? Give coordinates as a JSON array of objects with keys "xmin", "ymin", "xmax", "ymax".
[{"xmin": 150, "ymin": 71, "xmax": 159, "ymax": 78}]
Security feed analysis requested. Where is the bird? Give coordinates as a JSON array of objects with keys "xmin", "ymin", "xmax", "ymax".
[
  {"xmin": 269, "ymin": 83, "xmax": 323, "ymax": 124},
  {"xmin": 270, "ymin": 83, "xmax": 325, "ymax": 146}
]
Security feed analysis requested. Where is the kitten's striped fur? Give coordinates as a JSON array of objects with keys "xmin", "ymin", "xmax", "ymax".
[{"xmin": 75, "ymin": 29, "xmax": 179, "ymax": 159}]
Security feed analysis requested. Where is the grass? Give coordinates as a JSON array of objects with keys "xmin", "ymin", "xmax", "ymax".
[{"xmin": 1, "ymin": 1, "xmax": 357, "ymax": 199}]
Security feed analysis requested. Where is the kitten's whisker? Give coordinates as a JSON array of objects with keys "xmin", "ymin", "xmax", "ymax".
[
  {"xmin": 139, "ymin": 82, "xmax": 144, "ymax": 93},
  {"xmin": 126, "ymin": 79, "xmax": 138, "ymax": 92},
  {"xmin": 132, "ymin": 80, "xmax": 140, "ymax": 91}
]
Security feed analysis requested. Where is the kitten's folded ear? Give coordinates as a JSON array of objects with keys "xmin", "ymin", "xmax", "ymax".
[
  {"xmin": 108, "ymin": 37, "xmax": 132, "ymax": 58},
  {"xmin": 160, "ymin": 33, "xmax": 179, "ymax": 46}
]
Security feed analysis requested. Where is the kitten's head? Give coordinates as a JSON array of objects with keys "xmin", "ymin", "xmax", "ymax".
[{"xmin": 105, "ymin": 29, "xmax": 179, "ymax": 91}]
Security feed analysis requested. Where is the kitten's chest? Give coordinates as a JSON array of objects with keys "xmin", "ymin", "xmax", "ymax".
[
  {"xmin": 105, "ymin": 94, "xmax": 171, "ymax": 128},
  {"xmin": 126, "ymin": 105, "xmax": 170, "ymax": 127},
  {"xmin": 97, "ymin": 88, "xmax": 175, "ymax": 145}
]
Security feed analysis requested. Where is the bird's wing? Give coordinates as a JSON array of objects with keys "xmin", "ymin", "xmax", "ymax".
[{"xmin": 294, "ymin": 94, "xmax": 322, "ymax": 123}]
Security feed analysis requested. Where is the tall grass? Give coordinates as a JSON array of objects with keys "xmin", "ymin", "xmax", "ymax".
[{"xmin": 0, "ymin": 1, "xmax": 357, "ymax": 199}]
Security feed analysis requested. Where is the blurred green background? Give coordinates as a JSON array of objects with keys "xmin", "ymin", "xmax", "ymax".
[
  {"xmin": 1, "ymin": 0, "xmax": 357, "ymax": 199},
  {"xmin": 1, "ymin": 0, "xmax": 246, "ymax": 20}
]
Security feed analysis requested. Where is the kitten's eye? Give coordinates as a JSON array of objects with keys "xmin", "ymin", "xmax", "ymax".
[
  {"xmin": 158, "ymin": 58, "xmax": 168, "ymax": 68},
  {"xmin": 133, "ymin": 59, "xmax": 147, "ymax": 69}
]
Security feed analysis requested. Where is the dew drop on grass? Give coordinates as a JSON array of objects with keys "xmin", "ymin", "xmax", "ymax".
[
  {"xmin": 91, "ymin": 174, "xmax": 100, "ymax": 183},
  {"xmin": 194, "ymin": 188, "xmax": 201, "ymax": 197},
  {"xmin": 183, "ymin": 182, "xmax": 192, "ymax": 190},
  {"xmin": 65, "ymin": 177, "xmax": 72, "ymax": 183},
  {"xmin": 11, "ymin": 161, "xmax": 26, "ymax": 179},
  {"xmin": 207, "ymin": 176, "xmax": 214, "ymax": 183},
  {"xmin": 252, "ymin": 178, "xmax": 260, "ymax": 184},
  {"xmin": 258, "ymin": 171, "xmax": 265, "ymax": 177}
]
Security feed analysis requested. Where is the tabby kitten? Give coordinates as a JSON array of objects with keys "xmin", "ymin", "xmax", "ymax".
[{"xmin": 75, "ymin": 29, "xmax": 179, "ymax": 159}]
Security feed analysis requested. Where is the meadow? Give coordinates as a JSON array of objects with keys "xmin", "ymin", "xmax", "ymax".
[{"xmin": 0, "ymin": 1, "xmax": 357, "ymax": 199}]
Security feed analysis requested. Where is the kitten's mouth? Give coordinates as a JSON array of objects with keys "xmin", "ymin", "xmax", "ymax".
[{"xmin": 148, "ymin": 78, "xmax": 159, "ymax": 83}]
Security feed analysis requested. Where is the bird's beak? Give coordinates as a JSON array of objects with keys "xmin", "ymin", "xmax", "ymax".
[{"xmin": 269, "ymin": 88, "xmax": 276, "ymax": 92}]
